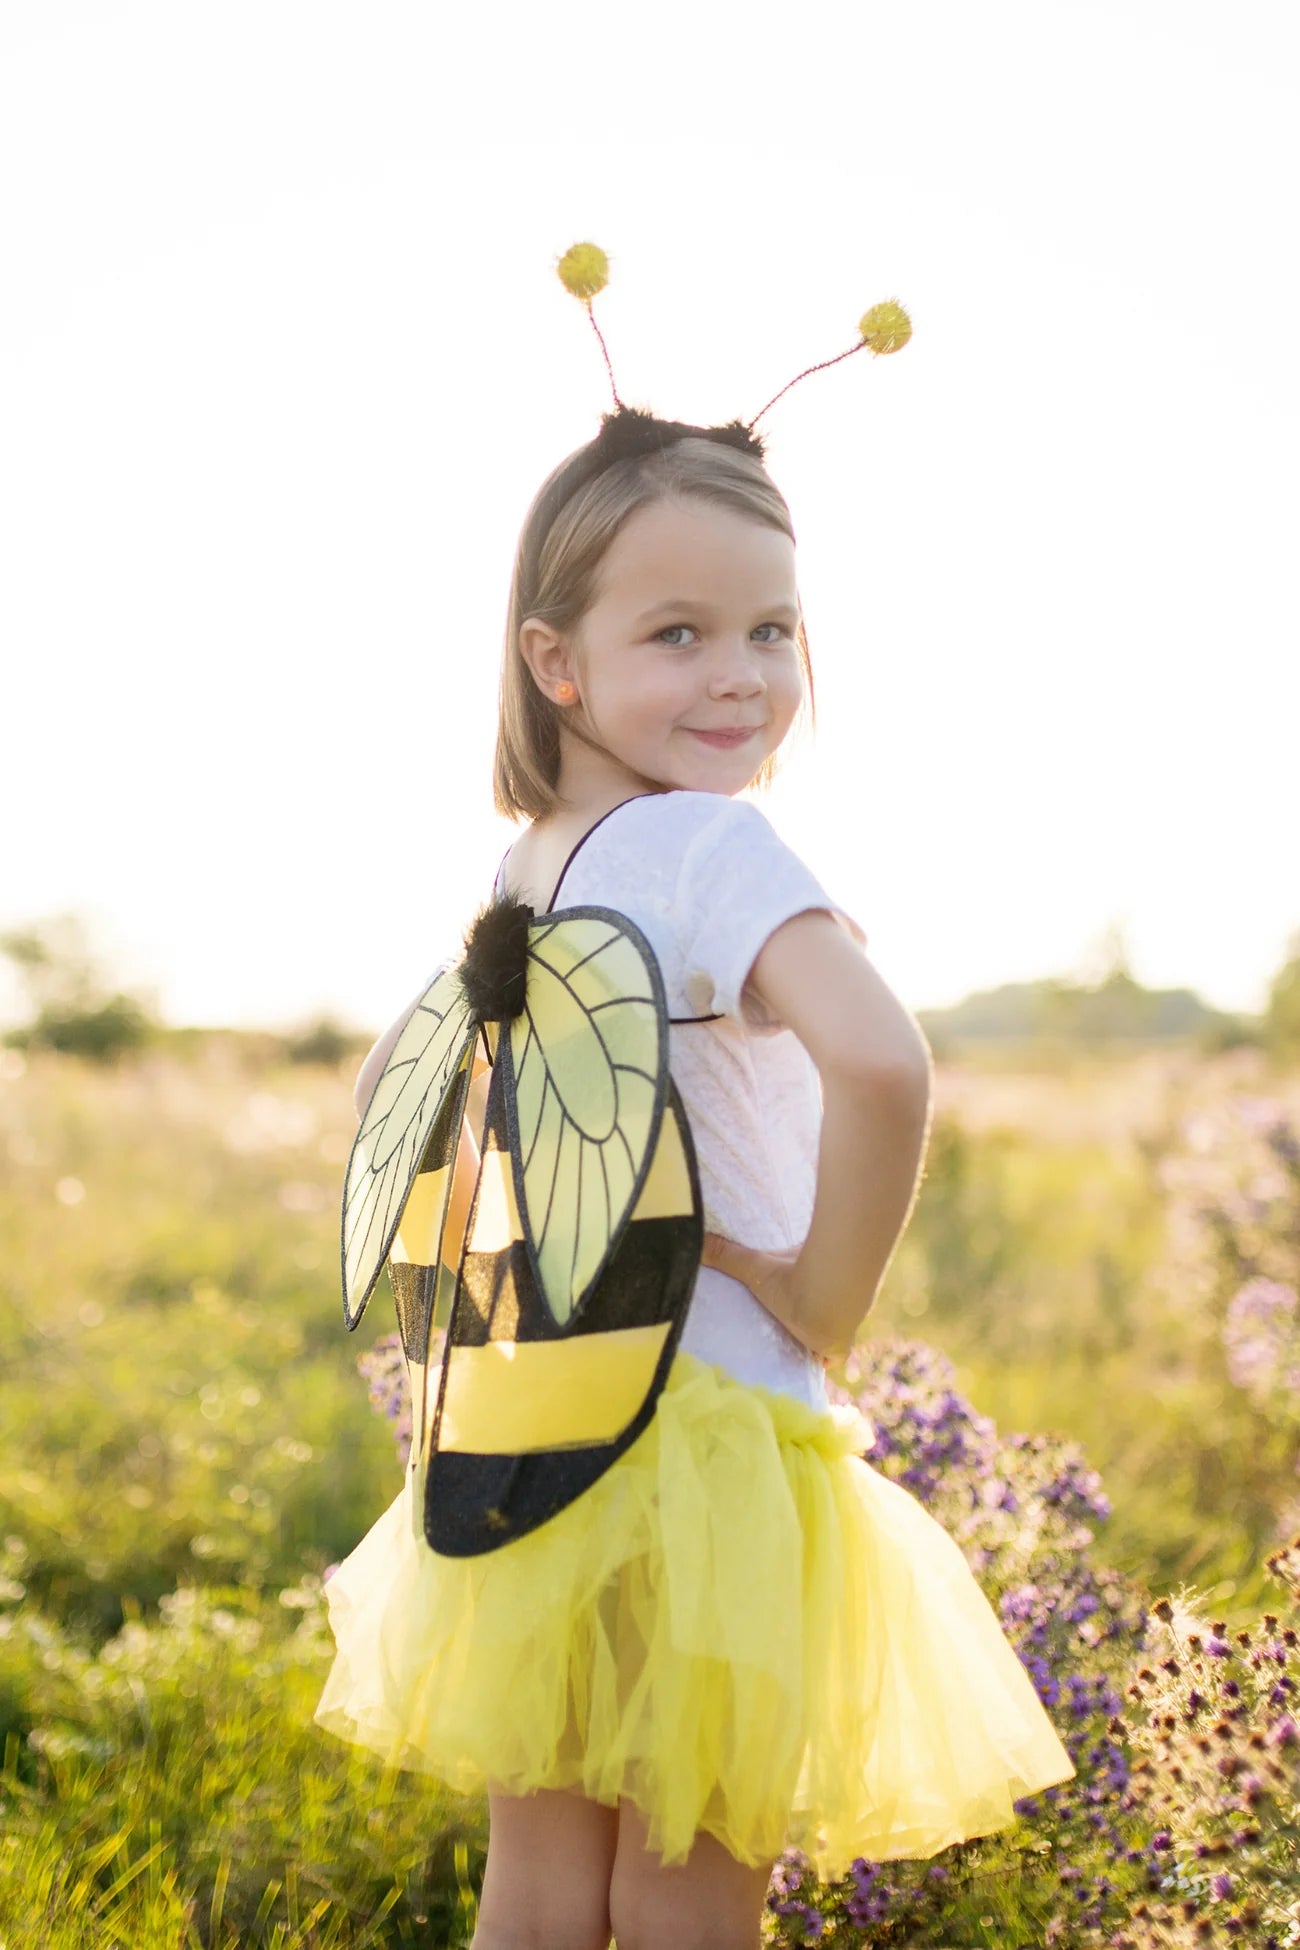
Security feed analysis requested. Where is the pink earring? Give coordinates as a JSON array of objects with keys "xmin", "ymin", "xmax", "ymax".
[{"xmin": 554, "ymin": 680, "xmax": 576, "ymax": 703}]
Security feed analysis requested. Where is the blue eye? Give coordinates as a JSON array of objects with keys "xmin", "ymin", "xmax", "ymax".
[{"xmin": 655, "ymin": 623, "xmax": 790, "ymax": 647}]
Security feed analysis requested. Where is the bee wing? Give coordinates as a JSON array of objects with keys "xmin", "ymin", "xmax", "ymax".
[
  {"xmin": 506, "ymin": 910, "xmax": 668, "ymax": 1328},
  {"xmin": 340, "ymin": 965, "xmax": 475, "ymax": 1329}
]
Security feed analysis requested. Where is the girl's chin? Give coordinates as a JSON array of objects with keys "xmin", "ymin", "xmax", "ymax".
[{"xmin": 610, "ymin": 742, "xmax": 770, "ymax": 796}]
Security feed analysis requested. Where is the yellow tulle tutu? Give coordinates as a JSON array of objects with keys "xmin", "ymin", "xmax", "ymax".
[{"xmin": 314, "ymin": 1349, "xmax": 1076, "ymax": 1877}]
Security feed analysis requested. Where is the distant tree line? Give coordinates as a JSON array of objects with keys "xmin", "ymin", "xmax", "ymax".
[
  {"xmin": 917, "ymin": 927, "xmax": 1300, "ymax": 1063},
  {"xmin": 0, "ymin": 915, "xmax": 365, "ymax": 1066},
  {"xmin": 2, "ymin": 912, "xmax": 1299, "ymax": 1066}
]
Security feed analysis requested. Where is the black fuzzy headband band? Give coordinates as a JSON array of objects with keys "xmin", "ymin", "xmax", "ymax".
[{"xmin": 588, "ymin": 402, "xmax": 767, "ymax": 466}]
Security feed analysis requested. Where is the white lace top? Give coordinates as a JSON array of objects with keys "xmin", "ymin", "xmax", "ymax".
[{"xmin": 495, "ymin": 790, "xmax": 867, "ymax": 1410}]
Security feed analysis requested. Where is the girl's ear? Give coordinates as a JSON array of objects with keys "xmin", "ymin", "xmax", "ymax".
[{"xmin": 518, "ymin": 618, "xmax": 578, "ymax": 703}]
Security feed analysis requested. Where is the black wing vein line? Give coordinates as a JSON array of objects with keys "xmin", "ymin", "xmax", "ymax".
[
  {"xmin": 340, "ymin": 966, "xmax": 474, "ymax": 1329},
  {"xmin": 509, "ymin": 914, "xmax": 666, "ymax": 1327}
]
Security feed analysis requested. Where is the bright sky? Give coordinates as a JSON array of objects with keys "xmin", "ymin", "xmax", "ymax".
[{"xmin": 2, "ymin": 2, "xmax": 1296, "ymax": 1034}]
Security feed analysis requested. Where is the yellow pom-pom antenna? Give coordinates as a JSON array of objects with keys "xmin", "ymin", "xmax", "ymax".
[
  {"xmin": 556, "ymin": 242, "xmax": 610, "ymax": 304},
  {"xmin": 556, "ymin": 240, "xmax": 622, "ymax": 406},
  {"xmin": 748, "ymin": 296, "xmax": 913, "ymax": 431},
  {"xmin": 858, "ymin": 300, "xmax": 911, "ymax": 356},
  {"xmin": 553, "ymin": 241, "xmax": 913, "ymax": 437}
]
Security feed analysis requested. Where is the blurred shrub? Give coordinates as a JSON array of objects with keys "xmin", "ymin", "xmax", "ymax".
[
  {"xmin": 283, "ymin": 1015, "xmax": 367, "ymax": 1068},
  {"xmin": 9, "ymin": 992, "xmax": 156, "ymax": 1061},
  {"xmin": 0, "ymin": 913, "xmax": 160, "ymax": 1064},
  {"xmin": 1199, "ymin": 1011, "xmax": 1267, "ymax": 1056},
  {"xmin": 1263, "ymin": 932, "xmax": 1300, "ymax": 1062}
]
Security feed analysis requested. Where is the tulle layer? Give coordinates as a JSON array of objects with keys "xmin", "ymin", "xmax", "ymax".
[{"xmin": 313, "ymin": 1350, "xmax": 1075, "ymax": 1876}]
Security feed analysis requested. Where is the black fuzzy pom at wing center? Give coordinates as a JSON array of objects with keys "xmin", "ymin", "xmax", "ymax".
[{"xmin": 460, "ymin": 895, "xmax": 535, "ymax": 1023}]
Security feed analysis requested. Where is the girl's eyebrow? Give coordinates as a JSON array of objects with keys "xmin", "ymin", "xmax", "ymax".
[{"xmin": 634, "ymin": 598, "xmax": 801, "ymax": 624}]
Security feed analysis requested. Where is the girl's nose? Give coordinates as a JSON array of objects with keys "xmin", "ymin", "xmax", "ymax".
[{"xmin": 707, "ymin": 642, "xmax": 767, "ymax": 697}]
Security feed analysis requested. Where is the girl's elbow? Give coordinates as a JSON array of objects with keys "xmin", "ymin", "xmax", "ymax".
[
  {"xmin": 829, "ymin": 1041, "xmax": 932, "ymax": 1100},
  {"xmin": 870, "ymin": 1014, "xmax": 933, "ymax": 1084},
  {"xmin": 818, "ymin": 1304, "xmax": 876, "ymax": 1368}
]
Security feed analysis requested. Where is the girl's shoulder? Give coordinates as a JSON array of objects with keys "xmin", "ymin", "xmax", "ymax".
[
  {"xmin": 556, "ymin": 790, "xmax": 864, "ymax": 1033},
  {"xmin": 496, "ymin": 790, "xmax": 741, "ymax": 915},
  {"xmin": 573, "ymin": 788, "xmax": 787, "ymax": 874},
  {"xmin": 549, "ymin": 789, "xmax": 800, "ymax": 917}
]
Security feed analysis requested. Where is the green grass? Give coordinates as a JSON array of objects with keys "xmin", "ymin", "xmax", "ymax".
[
  {"xmin": 0, "ymin": 1583, "xmax": 484, "ymax": 1947},
  {"xmin": 2, "ymin": 1038, "xmax": 1297, "ymax": 1941}
]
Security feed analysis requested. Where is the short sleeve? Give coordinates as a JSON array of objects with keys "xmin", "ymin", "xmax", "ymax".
[{"xmin": 673, "ymin": 797, "xmax": 867, "ymax": 1032}]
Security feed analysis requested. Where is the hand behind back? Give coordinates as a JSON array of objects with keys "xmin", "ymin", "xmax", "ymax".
[{"xmin": 698, "ymin": 1230, "xmax": 831, "ymax": 1369}]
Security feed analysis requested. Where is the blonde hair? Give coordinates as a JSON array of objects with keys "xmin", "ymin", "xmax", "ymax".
[{"xmin": 492, "ymin": 435, "xmax": 816, "ymax": 821}]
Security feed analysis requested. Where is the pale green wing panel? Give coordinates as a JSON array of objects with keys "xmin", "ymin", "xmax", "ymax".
[
  {"xmin": 341, "ymin": 965, "xmax": 475, "ymax": 1328},
  {"xmin": 508, "ymin": 913, "xmax": 666, "ymax": 1328}
]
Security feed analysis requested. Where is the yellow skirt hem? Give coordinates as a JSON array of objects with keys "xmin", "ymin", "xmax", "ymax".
[{"xmin": 314, "ymin": 1349, "xmax": 1076, "ymax": 1877}]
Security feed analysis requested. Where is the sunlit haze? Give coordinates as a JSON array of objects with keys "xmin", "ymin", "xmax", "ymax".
[{"xmin": 2, "ymin": 2, "xmax": 1296, "ymax": 1033}]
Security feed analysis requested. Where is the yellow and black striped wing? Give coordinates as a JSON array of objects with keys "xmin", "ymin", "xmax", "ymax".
[
  {"xmin": 504, "ymin": 909, "xmax": 668, "ymax": 1329},
  {"xmin": 340, "ymin": 963, "xmax": 476, "ymax": 1330}
]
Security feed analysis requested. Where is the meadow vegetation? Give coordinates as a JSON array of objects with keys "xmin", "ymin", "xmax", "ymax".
[{"xmin": 2, "ymin": 1036, "xmax": 1299, "ymax": 1946}]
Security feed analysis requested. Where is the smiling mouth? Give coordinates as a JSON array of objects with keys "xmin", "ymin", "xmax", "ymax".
[{"xmin": 685, "ymin": 726, "xmax": 762, "ymax": 744}]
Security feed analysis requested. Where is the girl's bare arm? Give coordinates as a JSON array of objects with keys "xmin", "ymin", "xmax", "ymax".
[{"xmin": 731, "ymin": 909, "xmax": 934, "ymax": 1361}]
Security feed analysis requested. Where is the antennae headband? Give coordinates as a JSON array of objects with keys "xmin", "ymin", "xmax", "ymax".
[{"xmin": 555, "ymin": 239, "xmax": 912, "ymax": 464}]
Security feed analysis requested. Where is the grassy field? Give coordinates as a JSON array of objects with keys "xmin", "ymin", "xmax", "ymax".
[{"xmin": 2, "ymin": 1037, "xmax": 1297, "ymax": 1945}]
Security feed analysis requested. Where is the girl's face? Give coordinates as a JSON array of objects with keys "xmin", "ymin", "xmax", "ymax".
[{"xmin": 525, "ymin": 497, "xmax": 806, "ymax": 802}]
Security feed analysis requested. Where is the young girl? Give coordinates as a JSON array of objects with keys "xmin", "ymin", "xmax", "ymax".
[{"xmin": 314, "ymin": 420, "xmax": 1076, "ymax": 1950}]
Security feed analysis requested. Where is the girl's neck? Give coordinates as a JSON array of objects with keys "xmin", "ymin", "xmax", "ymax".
[{"xmin": 540, "ymin": 729, "xmax": 669, "ymax": 839}]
